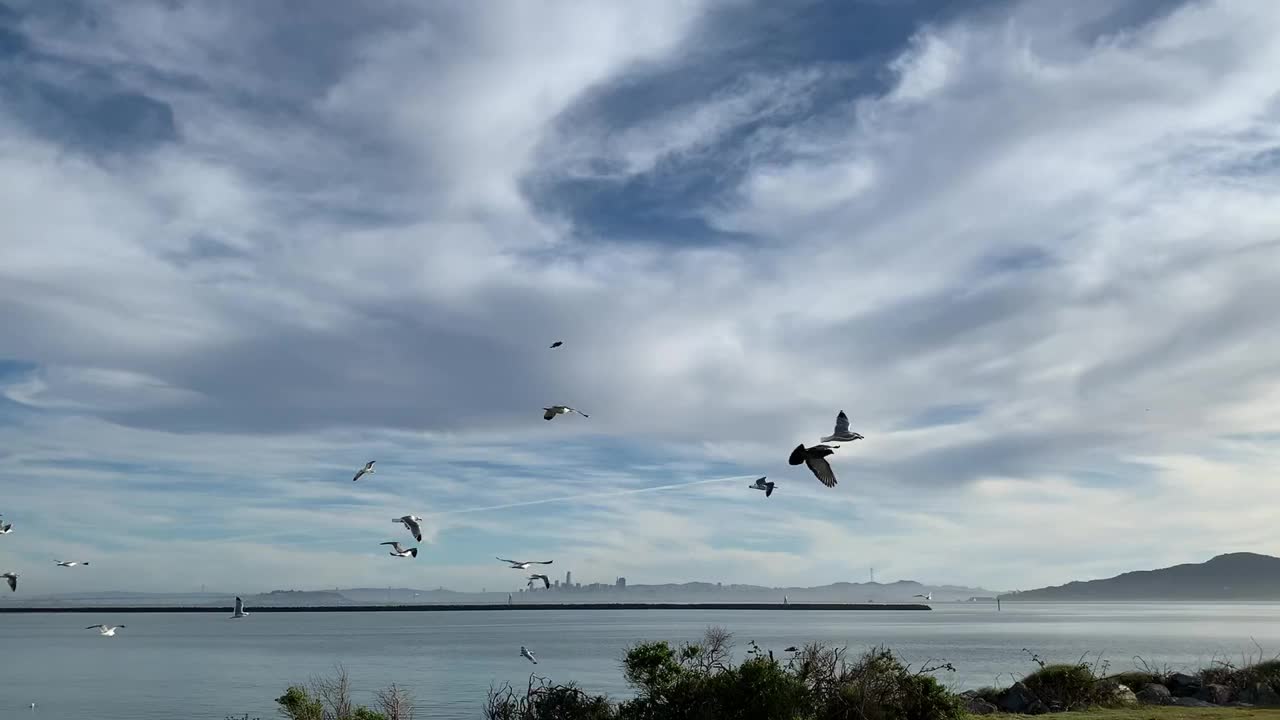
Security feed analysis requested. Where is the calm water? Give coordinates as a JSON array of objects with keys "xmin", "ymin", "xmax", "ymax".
[{"xmin": 2, "ymin": 603, "xmax": 1279, "ymax": 719}]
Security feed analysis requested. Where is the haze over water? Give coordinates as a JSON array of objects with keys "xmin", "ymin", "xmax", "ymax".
[{"xmin": 3, "ymin": 603, "xmax": 1280, "ymax": 720}]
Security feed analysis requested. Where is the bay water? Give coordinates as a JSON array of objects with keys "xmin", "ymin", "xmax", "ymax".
[{"xmin": 2, "ymin": 603, "xmax": 1279, "ymax": 719}]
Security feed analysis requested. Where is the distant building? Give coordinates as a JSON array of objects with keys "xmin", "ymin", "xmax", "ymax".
[
  {"xmin": 566, "ymin": 571, "xmax": 572, "ymax": 586},
  {"xmin": 554, "ymin": 580, "xmax": 560, "ymax": 588},
  {"xmin": 616, "ymin": 577, "xmax": 627, "ymax": 588}
]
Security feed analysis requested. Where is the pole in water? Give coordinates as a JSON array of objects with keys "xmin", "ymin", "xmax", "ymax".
[{"xmin": 997, "ymin": 595, "xmax": 1001, "ymax": 611}]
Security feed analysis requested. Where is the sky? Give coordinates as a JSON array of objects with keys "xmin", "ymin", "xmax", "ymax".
[{"xmin": 1, "ymin": 0, "xmax": 1279, "ymax": 597}]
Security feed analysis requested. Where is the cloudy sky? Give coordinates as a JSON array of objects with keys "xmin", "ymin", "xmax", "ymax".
[{"xmin": 1, "ymin": 0, "xmax": 1278, "ymax": 597}]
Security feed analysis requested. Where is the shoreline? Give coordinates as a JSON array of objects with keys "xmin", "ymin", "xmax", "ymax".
[{"xmin": 0, "ymin": 601, "xmax": 931, "ymax": 613}]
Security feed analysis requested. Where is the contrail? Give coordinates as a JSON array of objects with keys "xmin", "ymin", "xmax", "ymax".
[{"xmin": 425, "ymin": 474, "xmax": 759, "ymax": 518}]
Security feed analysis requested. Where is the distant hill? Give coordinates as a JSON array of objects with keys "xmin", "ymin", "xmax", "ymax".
[{"xmin": 1008, "ymin": 553, "xmax": 1280, "ymax": 601}]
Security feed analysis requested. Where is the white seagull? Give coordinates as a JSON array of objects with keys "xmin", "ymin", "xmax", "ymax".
[
  {"xmin": 820, "ymin": 411, "xmax": 865, "ymax": 444},
  {"xmin": 231, "ymin": 596, "xmax": 250, "ymax": 618},
  {"xmin": 381, "ymin": 541, "xmax": 418, "ymax": 558},
  {"xmin": 352, "ymin": 461, "xmax": 376, "ymax": 482},
  {"xmin": 497, "ymin": 557, "xmax": 553, "ymax": 569},
  {"xmin": 55, "ymin": 561, "xmax": 89, "ymax": 567},
  {"xmin": 749, "ymin": 477, "xmax": 776, "ymax": 497},
  {"xmin": 520, "ymin": 646, "xmax": 538, "ymax": 664},
  {"xmin": 393, "ymin": 515, "xmax": 424, "ymax": 542},
  {"xmin": 2, "ymin": 572, "xmax": 16, "ymax": 591},
  {"xmin": 86, "ymin": 624, "xmax": 125, "ymax": 636},
  {"xmin": 542, "ymin": 405, "xmax": 588, "ymax": 421},
  {"xmin": 913, "ymin": 593, "xmax": 932, "ymax": 601},
  {"xmin": 528, "ymin": 574, "xmax": 551, "ymax": 589}
]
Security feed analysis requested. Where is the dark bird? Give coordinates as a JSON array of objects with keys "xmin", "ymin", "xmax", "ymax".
[
  {"xmin": 2, "ymin": 572, "xmax": 16, "ymax": 591},
  {"xmin": 821, "ymin": 411, "xmax": 864, "ymax": 443},
  {"xmin": 749, "ymin": 477, "xmax": 776, "ymax": 497},
  {"xmin": 789, "ymin": 443, "xmax": 839, "ymax": 487},
  {"xmin": 785, "ymin": 646, "xmax": 799, "ymax": 652},
  {"xmin": 549, "ymin": 341, "xmax": 563, "ymax": 349},
  {"xmin": 528, "ymin": 574, "xmax": 551, "ymax": 589},
  {"xmin": 353, "ymin": 461, "xmax": 375, "ymax": 482}
]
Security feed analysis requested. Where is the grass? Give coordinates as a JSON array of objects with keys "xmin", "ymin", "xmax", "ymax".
[{"xmin": 993, "ymin": 709, "xmax": 1280, "ymax": 720}]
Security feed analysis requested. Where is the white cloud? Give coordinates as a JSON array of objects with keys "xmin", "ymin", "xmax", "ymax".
[{"xmin": 1, "ymin": 0, "xmax": 1279, "ymax": 594}]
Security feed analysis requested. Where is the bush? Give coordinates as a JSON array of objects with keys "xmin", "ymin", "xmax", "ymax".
[
  {"xmin": 276, "ymin": 666, "xmax": 414, "ymax": 720},
  {"xmin": 1021, "ymin": 663, "xmax": 1109, "ymax": 710},
  {"xmin": 486, "ymin": 675, "xmax": 615, "ymax": 720},
  {"xmin": 1200, "ymin": 657, "xmax": 1280, "ymax": 694}
]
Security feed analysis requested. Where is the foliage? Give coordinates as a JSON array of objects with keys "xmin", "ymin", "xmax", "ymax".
[
  {"xmin": 276, "ymin": 665, "xmax": 414, "ymax": 720},
  {"xmin": 485, "ymin": 675, "xmax": 615, "ymax": 720}
]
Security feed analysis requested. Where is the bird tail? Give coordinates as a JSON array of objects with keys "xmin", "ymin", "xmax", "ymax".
[
  {"xmin": 788, "ymin": 444, "xmax": 807, "ymax": 466},
  {"xmin": 409, "ymin": 548, "xmax": 419, "ymax": 557}
]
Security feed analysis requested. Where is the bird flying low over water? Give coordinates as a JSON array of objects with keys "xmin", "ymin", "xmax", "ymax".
[
  {"xmin": 521, "ymin": 646, "xmax": 538, "ymax": 664},
  {"xmin": 789, "ymin": 444, "xmax": 839, "ymax": 487},
  {"xmin": 2, "ymin": 572, "xmax": 16, "ymax": 591},
  {"xmin": 497, "ymin": 557, "xmax": 553, "ymax": 569},
  {"xmin": 543, "ymin": 405, "xmax": 588, "ymax": 421},
  {"xmin": 393, "ymin": 515, "xmax": 424, "ymax": 542},
  {"xmin": 821, "ymin": 411, "xmax": 865, "ymax": 444},
  {"xmin": 749, "ymin": 477, "xmax": 776, "ymax": 497},
  {"xmin": 86, "ymin": 624, "xmax": 125, "ymax": 636},
  {"xmin": 913, "ymin": 593, "xmax": 932, "ymax": 601},
  {"xmin": 352, "ymin": 461, "xmax": 375, "ymax": 481},
  {"xmin": 549, "ymin": 341, "xmax": 563, "ymax": 348},
  {"xmin": 231, "ymin": 596, "xmax": 249, "ymax": 618},
  {"xmin": 55, "ymin": 561, "xmax": 89, "ymax": 567},
  {"xmin": 528, "ymin": 574, "xmax": 551, "ymax": 589},
  {"xmin": 381, "ymin": 541, "xmax": 418, "ymax": 558}
]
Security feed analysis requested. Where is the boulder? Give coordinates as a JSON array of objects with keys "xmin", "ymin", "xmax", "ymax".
[
  {"xmin": 1194, "ymin": 683, "xmax": 1232, "ymax": 706},
  {"xmin": 1109, "ymin": 683, "xmax": 1138, "ymax": 706},
  {"xmin": 1000, "ymin": 682, "xmax": 1045, "ymax": 714},
  {"xmin": 1136, "ymin": 683, "xmax": 1173, "ymax": 705},
  {"xmin": 1172, "ymin": 697, "xmax": 1215, "ymax": 708},
  {"xmin": 964, "ymin": 696, "xmax": 999, "ymax": 715},
  {"xmin": 1238, "ymin": 683, "xmax": 1280, "ymax": 707},
  {"xmin": 1167, "ymin": 672, "xmax": 1201, "ymax": 697}
]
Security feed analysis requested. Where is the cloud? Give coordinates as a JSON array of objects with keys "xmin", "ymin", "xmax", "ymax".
[{"xmin": 1, "ymin": 0, "xmax": 1279, "ymax": 595}]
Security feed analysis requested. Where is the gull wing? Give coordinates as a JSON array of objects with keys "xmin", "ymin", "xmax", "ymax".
[
  {"xmin": 788, "ymin": 444, "xmax": 807, "ymax": 466},
  {"xmin": 805, "ymin": 455, "xmax": 838, "ymax": 488},
  {"xmin": 543, "ymin": 408, "xmax": 556, "ymax": 420},
  {"xmin": 496, "ymin": 557, "xmax": 519, "ymax": 565},
  {"xmin": 4, "ymin": 574, "xmax": 15, "ymax": 591},
  {"xmin": 765, "ymin": 483, "xmax": 774, "ymax": 497},
  {"xmin": 834, "ymin": 411, "xmax": 849, "ymax": 435},
  {"xmin": 382, "ymin": 542, "xmax": 405, "ymax": 553},
  {"xmin": 530, "ymin": 560, "xmax": 553, "ymax": 565}
]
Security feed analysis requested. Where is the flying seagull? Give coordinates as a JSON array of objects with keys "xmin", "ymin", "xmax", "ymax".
[
  {"xmin": 352, "ymin": 461, "xmax": 376, "ymax": 482},
  {"xmin": 520, "ymin": 646, "xmax": 538, "ymax": 664},
  {"xmin": 393, "ymin": 515, "xmax": 424, "ymax": 542},
  {"xmin": 231, "ymin": 596, "xmax": 249, "ymax": 618},
  {"xmin": 55, "ymin": 561, "xmax": 89, "ymax": 567},
  {"xmin": 913, "ymin": 593, "xmax": 932, "ymax": 601},
  {"xmin": 2, "ymin": 572, "xmax": 16, "ymax": 591},
  {"xmin": 549, "ymin": 341, "xmax": 563, "ymax": 349},
  {"xmin": 85, "ymin": 624, "xmax": 125, "ymax": 636},
  {"xmin": 0, "ymin": 522, "xmax": 12, "ymax": 534},
  {"xmin": 528, "ymin": 574, "xmax": 551, "ymax": 589},
  {"xmin": 789, "ymin": 443, "xmax": 839, "ymax": 488},
  {"xmin": 497, "ymin": 557, "xmax": 553, "ymax": 569},
  {"xmin": 381, "ymin": 541, "xmax": 418, "ymax": 558},
  {"xmin": 749, "ymin": 477, "xmax": 776, "ymax": 497},
  {"xmin": 820, "ymin": 411, "xmax": 865, "ymax": 444},
  {"xmin": 543, "ymin": 405, "xmax": 588, "ymax": 421}
]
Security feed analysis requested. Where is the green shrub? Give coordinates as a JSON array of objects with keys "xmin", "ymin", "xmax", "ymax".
[{"xmin": 1020, "ymin": 663, "xmax": 1105, "ymax": 709}]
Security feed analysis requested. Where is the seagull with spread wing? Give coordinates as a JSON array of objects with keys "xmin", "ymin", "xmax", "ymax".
[
  {"xmin": 749, "ymin": 477, "xmax": 776, "ymax": 497},
  {"xmin": 789, "ymin": 443, "xmax": 839, "ymax": 488},
  {"xmin": 231, "ymin": 596, "xmax": 250, "ymax": 618},
  {"xmin": 521, "ymin": 646, "xmax": 538, "ymax": 664},
  {"xmin": 820, "ymin": 411, "xmax": 865, "ymax": 443},
  {"xmin": 381, "ymin": 541, "xmax": 418, "ymax": 558},
  {"xmin": 393, "ymin": 515, "xmax": 424, "ymax": 542},
  {"xmin": 352, "ymin": 461, "xmax": 375, "ymax": 482},
  {"xmin": 528, "ymin": 574, "xmax": 551, "ymax": 589},
  {"xmin": 543, "ymin": 405, "xmax": 588, "ymax": 421},
  {"xmin": 55, "ymin": 561, "xmax": 89, "ymax": 567},
  {"xmin": 86, "ymin": 624, "xmax": 125, "ymax": 636},
  {"xmin": 497, "ymin": 557, "xmax": 553, "ymax": 569}
]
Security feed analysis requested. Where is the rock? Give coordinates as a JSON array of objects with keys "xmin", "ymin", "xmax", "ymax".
[
  {"xmin": 1228, "ymin": 701, "xmax": 1256, "ymax": 708},
  {"xmin": 1194, "ymin": 683, "xmax": 1232, "ymax": 705},
  {"xmin": 1109, "ymin": 683, "xmax": 1138, "ymax": 706},
  {"xmin": 1167, "ymin": 672, "xmax": 1201, "ymax": 697},
  {"xmin": 965, "ymin": 696, "xmax": 999, "ymax": 715},
  {"xmin": 1238, "ymin": 683, "xmax": 1280, "ymax": 707},
  {"xmin": 1136, "ymin": 683, "xmax": 1173, "ymax": 705},
  {"xmin": 1000, "ymin": 682, "xmax": 1043, "ymax": 714},
  {"xmin": 1172, "ymin": 697, "xmax": 1216, "ymax": 708}
]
